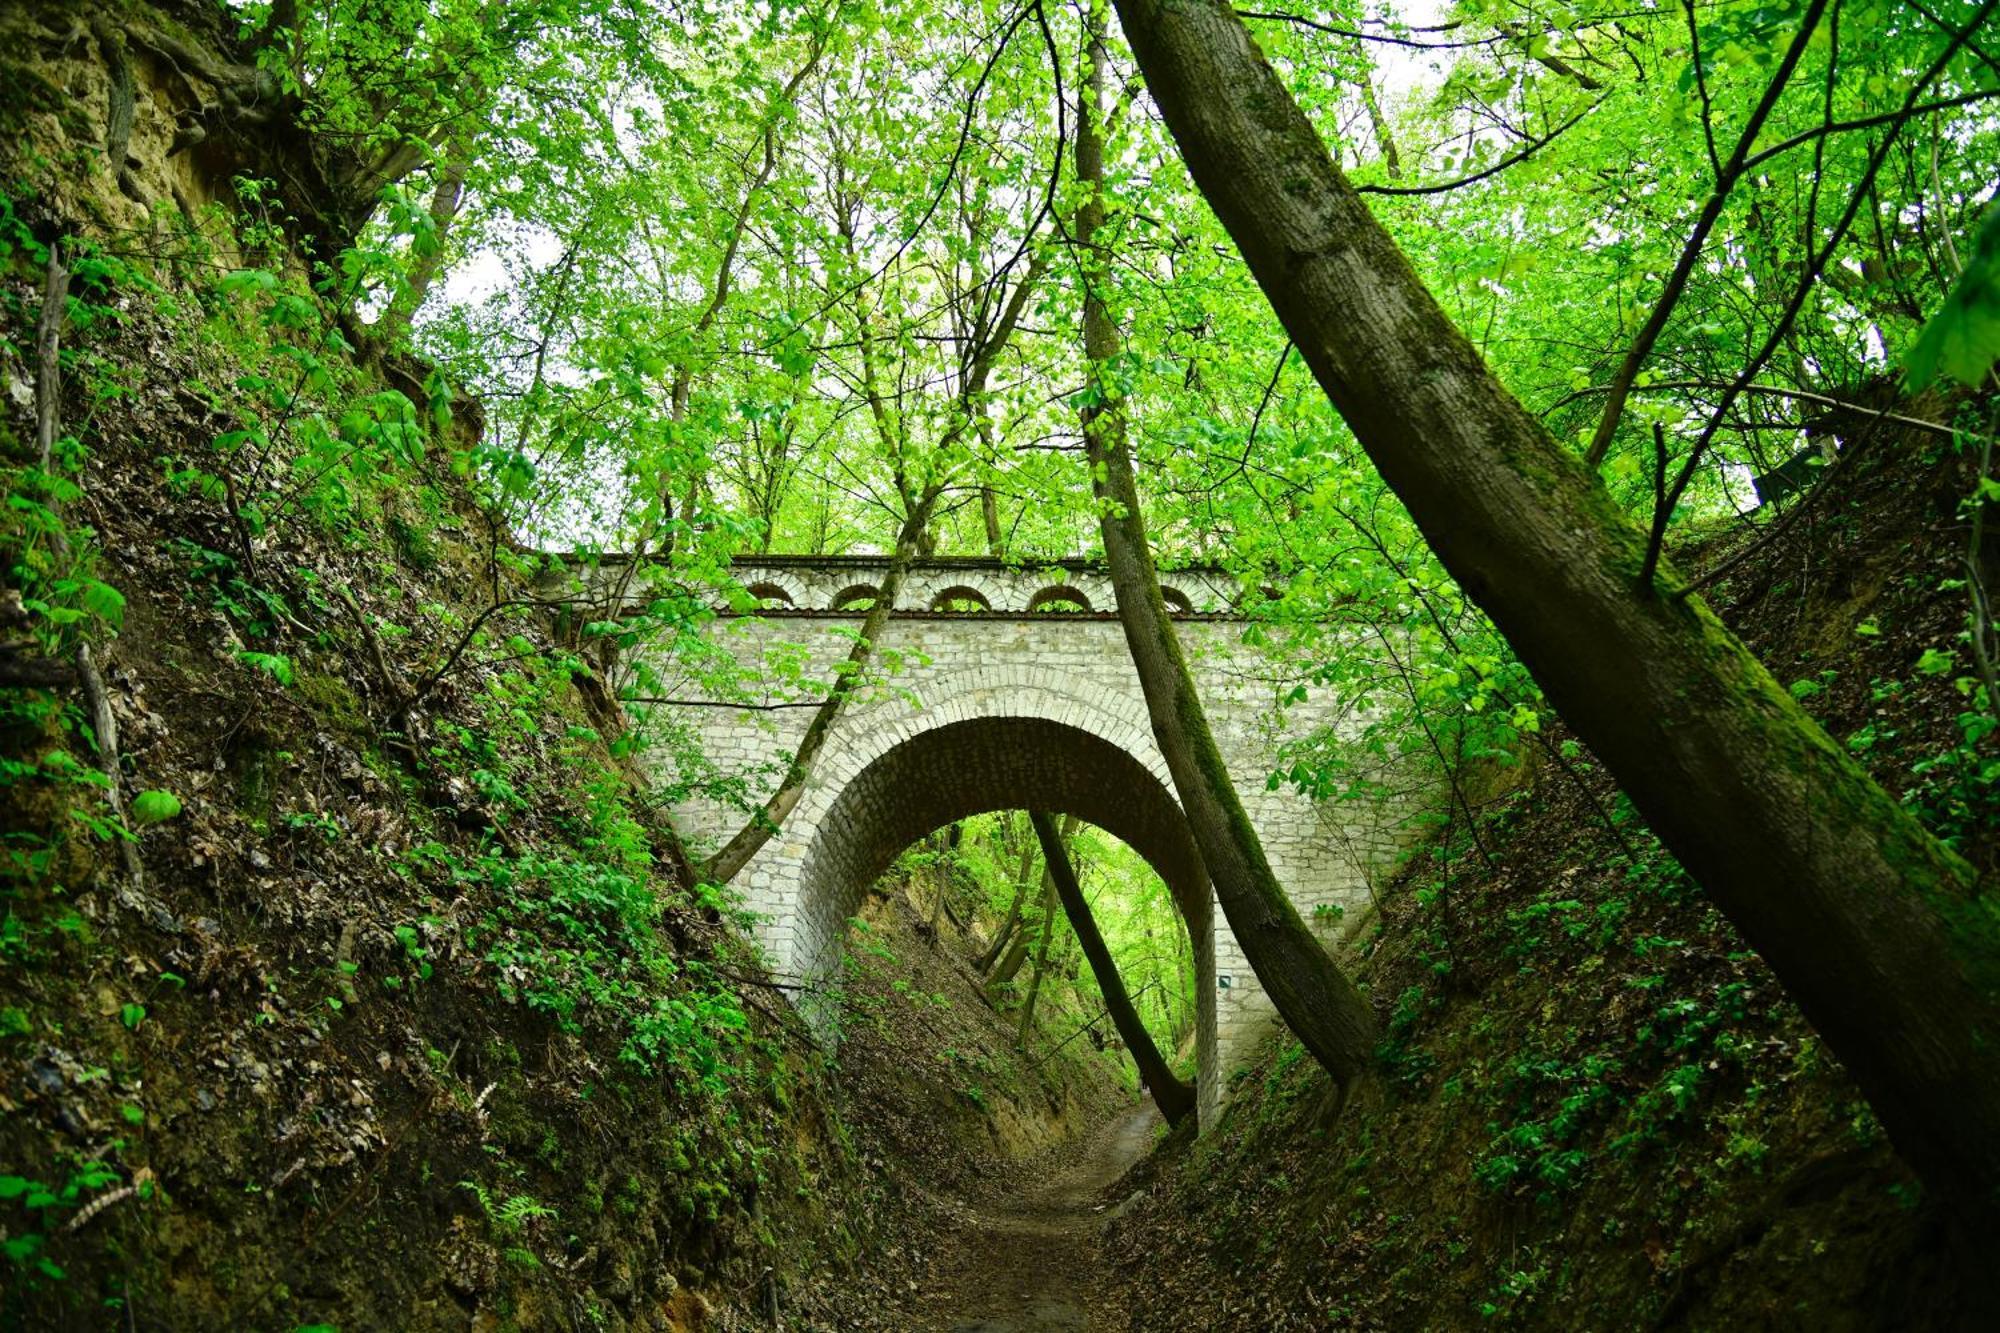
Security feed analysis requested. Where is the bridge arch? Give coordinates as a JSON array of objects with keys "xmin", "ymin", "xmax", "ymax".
[
  {"xmin": 928, "ymin": 584, "xmax": 993, "ymax": 613},
  {"xmin": 734, "ymin": 669, "xmax": 1220, "ymax": 1122},
  {"xmin": 1027, "ymin": 585, "xmax": 1093, "ymax": 613},
  {"xmin": 743, "ymin": 580, "xmax": 795, "ymax": 608}
]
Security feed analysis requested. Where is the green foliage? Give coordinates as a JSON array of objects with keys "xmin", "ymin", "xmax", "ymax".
[
  {"xmin": 1377, "ymin": 984, "xmax": 1438, "ymax": 1089},
  {"xmin": 0, "ymin": 1158, "xmax": 127, "ymax": 1285},
  {"xmin": 2, "ymin": 0, "xmax": 1996, "ymax": 1313},
  {"xmin": 129, "ymin": 790, "xmax": 181, "ymax": 825},
  {"xmin": 1907, "ymin": 204, "xmax": 2000, "ymax": 389},
  {"xmin": 235, "ymin": 651, "xmax": 296, "ymax": 687},
  {"xmin": 437, "ymin": 841, "xmax": 750, "ymax": 1092}
]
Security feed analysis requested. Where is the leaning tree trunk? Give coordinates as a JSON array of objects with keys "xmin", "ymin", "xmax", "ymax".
[
  {"xmin": 1112, "ymin": 0, "xmax": 2000, "ymax": 1224},
  {"xmin": 1031, "ymin": 811, "xmax": 1195, "ymax": 1124},
  {"xmin": 1073, "ymin": 16, "xmax": 1377, "ymax": 1084}
]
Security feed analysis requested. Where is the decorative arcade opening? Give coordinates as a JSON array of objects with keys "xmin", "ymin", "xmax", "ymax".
[{"xmin": 565, "ymin": 555, "xmax": 1414, "ymax": 1127}]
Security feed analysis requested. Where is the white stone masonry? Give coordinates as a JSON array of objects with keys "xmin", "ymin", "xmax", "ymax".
[{"xmin": 559, "ymin": 555, "xmax": 1413, "ymax": 1128}]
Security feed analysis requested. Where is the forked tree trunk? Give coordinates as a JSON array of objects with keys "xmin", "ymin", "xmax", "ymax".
[
  {"xmin": 1074, "ymin": 16, "xmax": 1378, "ymax": 1084},
  {"xmin": 976, "ymin": 824, "xmax": 1037, "ymax": 972},
  {"xmin": 987, "ymin": 883, "xmax": 1044, "ymax": 989},
  {"xmin": 1031, "ymin": 811, "xmax": 1195, "ymax": 1124},
  {"xmin": 1017, "ymin": 874, "xmax": 1061, "ymax": 1050},
  {"xmin": 1112, "ymin": 0, "xmax": 2000, "ymax": 1223}
]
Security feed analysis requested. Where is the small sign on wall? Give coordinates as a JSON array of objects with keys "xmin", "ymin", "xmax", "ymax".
[{"xmin": 1217, "ymin": 974, "xmax": 1233, "ymax": 990}]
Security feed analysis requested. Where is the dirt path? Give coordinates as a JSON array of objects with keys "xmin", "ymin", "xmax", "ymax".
[{"xmin": 905, "ymin": 1101, "xmax": 1160, "ymax": 1332}]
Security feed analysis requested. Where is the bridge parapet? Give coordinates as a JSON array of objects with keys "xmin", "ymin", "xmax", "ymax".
[
  {"xmin": 722, "ymin": 555, "xmax": 1243, "ymax": 617},
  {"xmin": 554, "ymin": 553, "xmax": 1250, "ymax": 618}
]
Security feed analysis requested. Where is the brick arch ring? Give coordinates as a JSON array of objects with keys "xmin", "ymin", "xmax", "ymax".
[{"xmin": 728, "ymin": 667, "xmax": 1221, "ymax": 1124}]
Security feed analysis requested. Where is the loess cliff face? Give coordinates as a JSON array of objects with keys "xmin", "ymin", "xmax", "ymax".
[
  {"xmin": 0, "ymin": 11, "xmax": 819, "ymax": 1325},
  {"xmin": 3, "ymin": 0, "xmax": 420, "ymax": 272}
]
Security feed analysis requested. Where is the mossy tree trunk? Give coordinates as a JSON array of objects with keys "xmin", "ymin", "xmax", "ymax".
[
  {"xmin": 1074, "ymin": 10, "xmax": 1378, "ymax": 1085},
  {"xmin": 1112, "ymin": 0, "xmax": 2000, "ymax": 1224},
  {"xmin": 1030, "ymin": 811, "xmax": 1195, "ymax": 1125}
]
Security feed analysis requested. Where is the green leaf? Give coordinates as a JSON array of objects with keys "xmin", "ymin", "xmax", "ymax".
[
  {"xmin": 1906, "ymin": 204, "xmax": 2000, "ymax": 390},
  {"xmin": 218, "ymin": 268, "xmax": 279, "ymax": 299},
  {"xmin": 130, "ymin": 790, "xmax": 182, "ymax": 825},
  {"xmin": 79, "ymin": 581, "xmax": 125, "ymax": 626},
  {"xmin": 236, "ymin": 651, "xmax": 296, "ymax": 687},
  {"xmin": 119, "ymin": 1003, "xmax": 145, "ymax": 1030}
]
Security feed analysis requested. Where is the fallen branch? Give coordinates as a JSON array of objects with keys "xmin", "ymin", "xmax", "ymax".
[
  {"xmin": 63, "ymin": 1184, "xmax": 136, "ymax": 1233},
  {"xmin": 334, "ymin": 581, "xmax": 411, "ymax": 710}
]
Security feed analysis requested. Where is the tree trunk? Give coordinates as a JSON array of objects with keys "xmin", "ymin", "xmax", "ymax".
[
  {"xmin": 977, "ymin": 908, "xmax": 1019, "ymax": 973},
  {"xmin": 988, "ymin": 878, "xmax": 1045, "ymax": 990},
  {"xmin": 1031, "ymin": 811, "xmax": 1195, "ymax": 1124},
  {"xmin": 1113, "ymin": 0, "xmax": 2000, "ymax": 1223},
  {"xmin": 1017, "ymin": 870, "xmax": 1060, "ymax": 1051},
  {"xmin": 991, "ymin": 817, "xmax": 1071, "ymax": 991},
  {"xmin": 1352, "ymin": 52, "xmax": 1401, "ymax": 179},
  {"xmin": 981, "ymin": 473, "xmax": 1006, "ymax": 557},
  {"xmin": 988, "ymin": 904, "xmax": 1037, "ymax": 990},
  {"xmin": 1074, "ymin": 14, "xmax": 1378, "ymax": 1084},
  {"xmin": 976, "ymin": 823, "xmax": 1036, "ymax": 972},
  {"xmin": 925, "ymin": 827, "xmax": 951, "ymax": 936}
]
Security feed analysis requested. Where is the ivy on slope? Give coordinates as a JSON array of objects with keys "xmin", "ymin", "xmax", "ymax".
[
  {"xmin": 1102, "ymin": 420, "xmax": 1998, "ymax": 1330},
  {"xmin": 0, "ymin": 190, "xmax": 867, "ymax": 1328}
]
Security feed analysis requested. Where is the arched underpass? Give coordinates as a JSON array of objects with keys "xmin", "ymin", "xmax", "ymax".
[{"xmin": 789, "ymin": 715, "xmax": 1218, "ymax": 1120}]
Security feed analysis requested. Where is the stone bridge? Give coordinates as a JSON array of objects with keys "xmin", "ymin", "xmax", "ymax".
[{"xmin": 568, "ymin": 555, "xmax": 1409, "ymax": 1127}]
